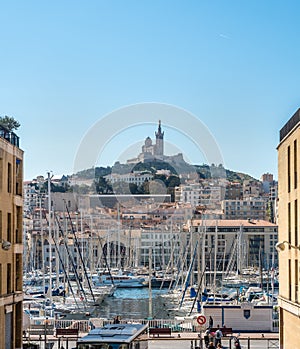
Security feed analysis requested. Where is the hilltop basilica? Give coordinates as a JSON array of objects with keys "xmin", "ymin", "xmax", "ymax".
[{"xmin": 127, "ymin": 121, "xmax": 185, "ymax": 165}]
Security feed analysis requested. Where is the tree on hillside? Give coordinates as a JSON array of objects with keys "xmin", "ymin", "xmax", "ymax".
[
  {"xmin": 94, "ymin": 176, "xmax": 113, "ymax": 194},
  {"xmin": 166, "ymin": 175, "xmax": 180, "ymax": 188},
  {"xmin": 153, "ymin": 174, "xmax": 167, "ymax": 185},
  {"xmin": 0, "ymin": 116, "xmax": 20, "ymax": 132}
]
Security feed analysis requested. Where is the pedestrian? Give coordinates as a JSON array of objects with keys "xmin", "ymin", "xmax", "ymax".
[
  {"xmin": 204, "ymin": 328, "xmax": 210, "ymax": 347},
  {"xmin": 234, "ymin": 338, "xmax": 242, "ymax": 349},
  {"xmin": 216, "ymin": 343, "xmax": 222, "ymax": 349},
  {"xmin": 113, "ymin": 315, "xmax": 121, "ymax": 324},
  {"xmin": 207, "ymin": 342, "xmax": 216, "ymax": 349},
  {"xmin": 209, "ymin": 316, "xmax": 214, "ymax": 328},
  {"xmin": 214, "ymin": 326, "xmax": 223, "ymax": 346}
]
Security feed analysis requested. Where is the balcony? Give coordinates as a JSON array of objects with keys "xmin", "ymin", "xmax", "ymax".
[
  {"xmin": 280, "ymin": 108, "xmax": 300, "ymax": 142},
  {"xmin": 0, "ymin": 125, "xmax": 19, "ymax": 147}
]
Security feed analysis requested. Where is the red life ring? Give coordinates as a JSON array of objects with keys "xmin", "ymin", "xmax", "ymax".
[{"xmin": 197, "ymin": 315, "xmax": 206, "ymax": 325}]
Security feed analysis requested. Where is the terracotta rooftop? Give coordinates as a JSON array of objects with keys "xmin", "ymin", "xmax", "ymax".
[{"xmin": 190, "ymin": 219, "xmax": 277, "ymax": 227}]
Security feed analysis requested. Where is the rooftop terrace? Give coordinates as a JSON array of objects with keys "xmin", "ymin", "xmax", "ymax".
[
  {"xmin": 280, "ymin": 108, "xmax": 300, "ymax": 142},
  {"xmin": 0, "ymin": 125, "xmax": 19, "ymax": 147}
]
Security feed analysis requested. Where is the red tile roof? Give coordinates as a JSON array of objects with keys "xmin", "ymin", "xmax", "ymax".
[{"xmin": 190, "ymin": 219, "xmax": 277, "ymax": 227}]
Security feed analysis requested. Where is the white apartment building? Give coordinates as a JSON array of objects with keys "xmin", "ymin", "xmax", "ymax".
[
  {"xmin": 222, "ymin": 198, "xmax": 267, "ymax": 220},
  {"xmin": 104, "ymin": 172, "xmax": 153, "ymax": 186},
  {"xmin": 23, "ymin": 181, "xmax": 38, "ymax": 215},
  {"xmin": 175, "ymin": 181, "xmax": 226, "ymax": 211},
  {"xmin": 140, "ymin": 225, "xmax": 183, "ymax": 268},
  {"xmin": 188, "ymin": 219, "xmax": 278, "ymax": 272}
]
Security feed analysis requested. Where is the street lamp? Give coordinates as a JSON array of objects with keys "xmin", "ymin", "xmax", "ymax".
[{"xmin": 276, "ymin": 240, "xmax": 300, "ymax": 252}]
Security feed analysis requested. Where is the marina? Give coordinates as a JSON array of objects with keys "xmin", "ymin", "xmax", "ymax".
[{"xmin": 21, "ymin": 150, "xmax": 280, "ymax": 347}]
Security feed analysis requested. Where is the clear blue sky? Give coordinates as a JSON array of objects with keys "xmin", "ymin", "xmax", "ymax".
[{"xmin": 1, "ymin": 1, "xmax": 299, "ymax": 180}]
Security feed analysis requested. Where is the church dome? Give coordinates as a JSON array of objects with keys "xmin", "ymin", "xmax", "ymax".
[{"xmin": 145, "ymin": 137, "xmax": 152, "ymax": 146}]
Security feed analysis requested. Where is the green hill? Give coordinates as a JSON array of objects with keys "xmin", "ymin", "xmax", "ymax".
[{"xmin": 74, "ymin": 162, "xmax": 255, "ymax": 183}]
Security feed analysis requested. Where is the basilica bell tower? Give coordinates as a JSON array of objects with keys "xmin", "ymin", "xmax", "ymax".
[{"xmin": 155, "ymin": 120, "xmax": 164, "ymax": 156}]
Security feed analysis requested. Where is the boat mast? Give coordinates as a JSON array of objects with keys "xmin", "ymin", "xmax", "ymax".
[
  {"xmin": 39, "ymin": 193, "xmax": 46, "ymax": 298},
  {"xmin": 237, "ymin": 224, "xmax": 243, "ymax": 274},
  {"xmin": 213, "ymin": 222, "xmax": 218, "ymax": 304},
  {"xmin": 65, "ymin": 203, "xmax": 95, "ymax": 302},
  {"xmin": 117, "ymin": 203, "xmax": 121, "ymax": 268},
  {"xmin": 51, "ymin": 221, "xmax": 80, "ymax": 309},
  {"xmin": 148, "ymin": 247, "xmax": 153, "ymax": 319},
  {"xmin": 55, "ymin": 214, "xmax": 88, "ymax": 306},
  {"xmin": 47, "ymin": 172, "xmax": 53, "ymax": 304},
  {"xmin": 179, "ymin": 241, "xmax": 198, "ymax": 309},
  {"xmin": 55, "ymin": 223, "xmax": 60, "ymax": 287}
]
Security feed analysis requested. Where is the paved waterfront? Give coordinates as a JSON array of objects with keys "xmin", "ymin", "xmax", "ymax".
[{"xmin": 24, "ymin": 331, "xmax": 279, "ymax": 349}]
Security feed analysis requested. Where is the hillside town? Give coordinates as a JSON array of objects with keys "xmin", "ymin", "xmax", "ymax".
[
  {"xmin": 23, "ymin": 122, "xmax": 279, "ymax": 276},
  {"xmin": 0, "ymin": 116, "xmax": 286, "ymax": 348}
]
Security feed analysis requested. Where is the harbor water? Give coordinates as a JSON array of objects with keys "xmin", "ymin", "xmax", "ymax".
[{"xmin": 92, "ymin": 287, "xmax": 171, "ymax": 320}]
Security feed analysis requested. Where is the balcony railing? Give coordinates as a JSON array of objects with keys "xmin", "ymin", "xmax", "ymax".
[
  {"xmin": 0, "ymin": 125, "xmax": 19, "ymax": 147},
  {"xmin": 280, "ymin": 108, "xmax": 300, "ymax": 142}
]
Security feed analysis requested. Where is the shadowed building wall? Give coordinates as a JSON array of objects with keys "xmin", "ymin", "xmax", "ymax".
[
  {"xmin": 278, "ymin": 109, "xmax": 300, "ymax": 349},
  {"xmin": 0, "ymin": 126, "xmax": 23, "ymax": 349}
]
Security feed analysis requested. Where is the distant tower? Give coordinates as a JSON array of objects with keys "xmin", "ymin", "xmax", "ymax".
[{"xmin": 155, "ymin": 120, "xmax": 164, "ymax": 156}]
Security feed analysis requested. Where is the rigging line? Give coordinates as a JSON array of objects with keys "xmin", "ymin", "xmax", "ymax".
[
  {"xmin": 64, "ymin": 202, "xmax": 96, "ymax": 302},
  {"xmin": 85, "ymin": 222, "xmax": 115, "ymax": 287},
  {"xmin": 54, "ymin": 214, "xmax": 88, "ymax": 305},
  {"xmin": 172, "ymin": 235, "xmax": 192, "ymax": 293},
  {"xmin": 179, "ymin": 240, "xmax": 198, "ymax": 309},
  {"xmin": 188, "ymin": 246, "xmax": 213, "ymax": 316},
  {"xmin": 159, "ymin": 237, "xmax": 176, "ymax": 291},
  {"xmin": 49, "ymin": 216, "xmax": 80, "ymax": 309}
]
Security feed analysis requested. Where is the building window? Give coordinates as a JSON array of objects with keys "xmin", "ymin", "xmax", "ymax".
[
  {"xmin": 295, "ymin": 200, "xmax": 298, "ymax": 247},
  {"xmin": 295, "ymin": 259, "xmax": 299, "ymax": 303},
  {"xmin": 7, "ymin": 162, "xmax": 12, "ymax": 193},
  {"xmin": 16, "ymin": 254, "xmax": 22, "ymax": 291},
  {"xmin": 288, "ymin": 202, "xmax": 291, "ymax": 246},
  {"xmin": 7, "ymin": 263, "xmax": 11, "ymax": 294},
  {"xmin": 294, "ymin": 140, "xmax": 298, "ymax": 189},
  {"xmin": 288, "ymin": 146, "xmax": 291, "ymax": 192},
  {"xmin": 0, "ymin": 157, "xmax": 2, "ymax": 192},
  {"xmin": 7, "ymin": 212, "xmax": 11, "ymax": 242},
  {"xmin": 16, "ymin": 206, "xmax": 22, "ymax": 243},
  {"xmin": 289, "ymin": 259, "xmax": 292, "ymax": 300},
  {"xmin": 15, "ymin": 158, "xmax": 22, "ymax": 196},
  {"xmin": 0, "ymin": 210, "xmax": 2, "ymax": 241}
]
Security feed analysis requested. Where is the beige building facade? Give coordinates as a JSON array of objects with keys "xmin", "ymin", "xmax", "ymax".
[
  {"xmin": 188, "ymin": 219, "xmax": 278, "ymax": 273},
  {"xmin": 0, "ymin": 127, "xmax": 23, "ymax": 348},
  {"xmin": 278, "ymin": 109, "xmax": 300, "ymax": 348},
  {"xmin": 221, "ymin": 198, "xmax": 267, "ymax": 220}
]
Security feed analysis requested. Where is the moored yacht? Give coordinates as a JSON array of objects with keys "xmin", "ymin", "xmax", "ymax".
[{"xmin": 95, "ymin": 271, "xmax": 146, "ymax": 288}]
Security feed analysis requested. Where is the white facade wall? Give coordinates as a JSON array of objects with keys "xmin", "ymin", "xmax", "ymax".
[
  {"xmin": 175, "ymin": 183, "xmax": 224, "ymax": 210},
  {"xmin": 222, "ymin": 198, "xmax": 267, "ymax": 220},
  {"xmin": 105, "ymin": 173, "xmax": 153, "ymax": 185}
]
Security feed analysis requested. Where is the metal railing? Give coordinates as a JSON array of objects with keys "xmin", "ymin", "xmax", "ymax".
[
  {"xmin": 24, "ymin": 318, "xmax": 279, "ymax": 349},
  {"xmin": 28, "ymin": 317, "xmax": 280, "ymax": 334}
]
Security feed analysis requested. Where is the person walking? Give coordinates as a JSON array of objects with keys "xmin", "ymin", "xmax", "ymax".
[
  {"xmin": 204, "ymin": 328, "xmax": 210, "ymax": 348},
  {"xmin": 214, "ymin": 327, "xmax": 223, "ymax": 346}
]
